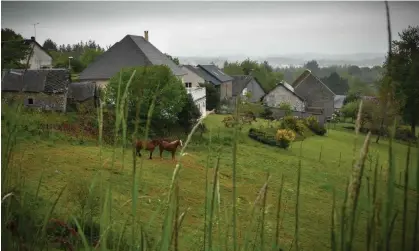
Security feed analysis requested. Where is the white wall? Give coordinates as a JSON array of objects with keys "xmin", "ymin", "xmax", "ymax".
[
  {"xmin": 181, "ymin": 66, "xmax": 205, "ymax": 88},
  {"xmin": 22, "ymin": 43, "xmax": 52, "ymax": 69}
]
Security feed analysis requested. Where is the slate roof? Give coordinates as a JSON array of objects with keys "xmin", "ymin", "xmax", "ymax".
[
  {"xmin": 292, "ymin": 69, "xmax": 336, "ymax": 96},
  {"xmin": 232, "ymin": 75, "xmax": 254, "ymax": 96},
  {"xmin": 68, "ymin": 81, "xmax": 97, "ymax": 102},
  {"xmin": 183, "ymin": 64, "xmax": 222, "ymax": 85},
  {"xmin": 79, "ymin": 35, "xmax": 185, "ymax": 81},
  {"xmin": 334, "ymin": 95, "xmax": 346, "ymax": 109},
  {"xmin": 1, "ymin": 69, "xmax": 70, "ymax": 93},
  {"xmin": 198, "ymin": 65, "xmax": 233, "ymax": 83}
]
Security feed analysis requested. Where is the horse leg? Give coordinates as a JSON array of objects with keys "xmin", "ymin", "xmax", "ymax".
[
  {"xmin": 171, "ymin": 151, "xmax": 175, "ymax": 161},
  {"xmin": 159, "ymin": 147, "xmax": 163, "ymax": 159},
  {"xmin": 137, "ymin": 147, "xmax": 142, "ymax": 157},
  {"xmin": 149, "ymin": 149, "xmax": 153, "ymax": 160}
]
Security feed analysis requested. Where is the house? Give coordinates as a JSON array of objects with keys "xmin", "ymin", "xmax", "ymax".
[
  {"xmin": 182, "ymin": 64, "xmax": 233, "ymax": 100},
  {"xmin": 79, "ymin": 31, "xmax": 186, "ymax": 88},
  {"xmin": 334, "ymin": 95, "xmax": 347, "ymax": 112},
  {"xmin": 291, "ymin": 69, "xmax": 336, "ymax": 118},
  {"xmin": 181, "ymin": 65, "xmax": 207, "ymax": 116},
  {"xmin": 231, "ymin": 75, "xmax": 265, "ymax": 103},
  {"xmin": 262, "ymin": 81, "xmax": 306, "ymax": 112},
  {"xmin": 21, "ymin": 37, "xmax": 53, "ymax": 69},
  {"xmin": 1, "ymin": 68, "xmax": 70, "ymax": 112}
]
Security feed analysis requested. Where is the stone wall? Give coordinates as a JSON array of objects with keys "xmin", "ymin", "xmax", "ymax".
[
  {"xmin": 2, "ymin": 92, "xmax": 67, "ymax": 112},
  {"xmin": 263, "ymin": 85, "xmax": 305, "ymax": 112}
]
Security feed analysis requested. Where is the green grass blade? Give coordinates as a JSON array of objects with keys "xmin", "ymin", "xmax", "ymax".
[
  {"xmin": 402, "ymin": 142, "xmax": 411, "ymax": 251},
  {"xmin": 412, "ymin": 143, "xmax": 419, "ymax": 251},
  {"xmin": 274, "ymin": 174, "xmax": 284, "ymax": 250}
]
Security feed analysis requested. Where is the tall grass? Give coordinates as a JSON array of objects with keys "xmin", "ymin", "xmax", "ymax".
[{"xmin": 2, "ymin": 35, "xmax": 419, "ymax": 251}]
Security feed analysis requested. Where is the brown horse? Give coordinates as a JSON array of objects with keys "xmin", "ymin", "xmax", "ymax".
[
  {"xmin": 159, "ymin": 139, "xmax": 183, "ymax": 160},
  {"xmin": 134, "ymin": 139, "xmax": 161, "ymax": 159}
]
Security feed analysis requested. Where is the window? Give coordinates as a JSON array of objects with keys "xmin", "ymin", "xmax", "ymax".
[
  {"xmin": 27, "ymin": 98, "xmax": 34, "ymax": 105},
  {"xmin": 185, "ymin": 82, "xmax": 192, "ymax": 88}
]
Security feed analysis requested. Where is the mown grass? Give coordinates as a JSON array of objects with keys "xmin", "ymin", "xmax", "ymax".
[{"xmin": 4, "ymin": 111, "xmax": 418, "ymax": 250}]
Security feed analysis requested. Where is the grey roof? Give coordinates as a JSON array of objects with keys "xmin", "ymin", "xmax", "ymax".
[
  {"xmin": 183, "ymin": 65, "xmax": 222, "ymax": 85},
  {"xmin": 1, "ymin": 69, "xmax": 70, "ymax": 93},
  {"xmin": 68, "ymin": 81, "xmax": 97, "ymax": 101},
  {"xmin": 263, "ymin": 81, "xmax": 305, "ymax": 102},
  {"xmin": 232, "ymin": 75, "xmax": 253, "ymax": 96},
  {"xmin": 292, "ymin": 69, "xmax": 336, "ymax": 96},
  {"xmin": 79, "ymin": 35, "xmax": 185, "ymax": 81},
  {"xmin": 198, "ymin": 65, "xmax": 233, "ymax": 83},
  {"xmin": 334, "ymin": 95, "xmax": 346, "ymax": 109}
]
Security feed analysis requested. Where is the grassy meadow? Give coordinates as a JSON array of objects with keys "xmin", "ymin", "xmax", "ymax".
[{"xmin": 3, "ymin": 110, "xmax": 419, "ymax": 250}]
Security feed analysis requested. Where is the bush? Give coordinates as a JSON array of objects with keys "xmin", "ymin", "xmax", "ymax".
[
  {"xmin": 275, "ymin": 129, "xmax": 296, "ymax": 149},
  {"xmin": 281, "ymin": 116, "xmax": 306, "ymax": 135},
  {"xmin": 260, "ymin": 106, "xmax": 274, "ymax": 120},
  {"xmin": 305, "ymin": 116, "xmax": 327, "ymax": 136},
  {"xmin": 395, "ymin": 126, "xmax": 417, "ymax": 142}
]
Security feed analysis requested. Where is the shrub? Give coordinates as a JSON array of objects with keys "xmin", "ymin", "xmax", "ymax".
[
  {"xmin": 281, "ymin": 116, "xmax": 306, "ymax": 135},
  {"xmin": 275, "ymin": 129, "xmax": 296, "ymax": 149},
  {"xmin": 395, "ymin": 125, "xmax": 417, "ymax": 142},
  {"xmin": 305, "ymin": 116, "xmax": 327, "ymax": 136},
  {"xmin": 260, "ymin": 106, "xmax": 274, "ymax": 120}
]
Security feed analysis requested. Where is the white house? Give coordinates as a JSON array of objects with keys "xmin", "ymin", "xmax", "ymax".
[
  {"xmin": 181, "ymin": 65, "xmax": 207, "ymax": 116},
  {"xmin": 21, "ymin": 37, "xmax": 53, "ymax": 69}
]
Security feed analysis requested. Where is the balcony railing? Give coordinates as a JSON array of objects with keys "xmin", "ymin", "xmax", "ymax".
[{"xmin": 186, "ymin": 87, "xmax": 206, "ymax": 101}]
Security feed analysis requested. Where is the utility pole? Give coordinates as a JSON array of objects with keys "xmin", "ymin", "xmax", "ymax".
[{"xmin": 33, "ymin": 22, "xmax": 39, "ymax": 38}]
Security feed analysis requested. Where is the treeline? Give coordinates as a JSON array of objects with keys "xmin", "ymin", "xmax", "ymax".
[
  {"xmin": 222, "ymin": 58, "xmax": 383, "ymax": 95},
  {"xmin": 42, "ymin": 38, "xmax": 107, "ymax": 74}
]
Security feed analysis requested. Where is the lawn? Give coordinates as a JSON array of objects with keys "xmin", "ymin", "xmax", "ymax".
[{"xmin": 7, "ymin": 114, "xmax": 419, "ymax": 250}]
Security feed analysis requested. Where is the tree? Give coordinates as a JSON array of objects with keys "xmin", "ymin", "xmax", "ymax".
[
  {"xmin": 80, "ymin": 48, "xmax": 103, "ymax": 67},
  {"xmin": 304, "ymin": 60, "xmax": 320, "ymax": 73},
  {"xmin": 386, "ymin": 25, "xmax": 419, "ymax": 135},
  {"xmin": 177, "ymin": 94, "xmax": 201, "ymax": 134},
  {"xmin": 348, "ymin": 65, "xmax": 362, "ymax": 76},
  {"xmin": 1, "ymin": 28, "xmax": 31, "ymax": 69},
  {"xmin": 199, "ymin": 82, "xmax": 220, "ymax": 111},
  {"xmin": 165, "ymin": 53, "xmax": 180, "ymax": 65},
  {"xmin": 343, "ymin": 92, "xmax": 361, "ymax": 105},
  {"xmin": 279, "ymin": 102, "xmax": 292, "ymax": 116},
  {"xmin": 105, "ymin": 65, "xmax": 187, "ymax": 133},
  {"xmin": 43, "ymin": 38, "xmax": 58, "ymax": 51},
  {"xmin": 321, "ymin": 72, "xmax": 349, "ymax": 95},
  {"xmin": 341, "ymin": 101, "xmax": 359, "ymax": 122}
]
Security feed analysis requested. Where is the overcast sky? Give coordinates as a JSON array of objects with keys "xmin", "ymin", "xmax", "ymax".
[{"xmin": 2, "ymin": 1, "xmax": 419, "ymax": 57}]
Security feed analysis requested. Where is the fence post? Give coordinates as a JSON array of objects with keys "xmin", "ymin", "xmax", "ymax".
[
  {"xmin": 338, "ymin": 152, "xmax": 342, "ymax": 167},
  {"xmin": 319, "ymin": 145, "xmax": 323, "ymax": 162}
]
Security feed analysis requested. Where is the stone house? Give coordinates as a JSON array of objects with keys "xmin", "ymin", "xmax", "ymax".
[
  {"xmin": 262, "ymin": 81, "xmax": 305, "ymax": 112},
  {"xmin": 291, "ymin": 69, "xmax": 336, "ymax": 118},
  {"xmin": 21, "ymin": 37, "xmax": 53, "ymax": 69},
  {"xmin": 67, "ymin": 81, "xmax": 98, "ymax": 111},
  {"xmin": 231, "ymin": 75, "xmax": 265, "ymax": 103},
  {"xmin": 1, "ymin": 69, "xmax": 70, "ymax": 112}
]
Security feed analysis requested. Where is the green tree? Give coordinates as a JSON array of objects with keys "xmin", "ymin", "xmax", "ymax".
[
  {"xmin": 164, "ymin": 53, "xmax": 180, "ymax": 65},
  {"xmin": 105, "ymin": 65, "xmax": 187, "ymax": 132},
  {"xmin": 42, "ymin": 38, "xmax": 58, "ymax": 51},
  {"xmin": 279, "ymin": 102, "xmax": 292, "ymax": 116},
  {"xmin": 1, "ymin": 28, "xmax": 31, "ymax": 69},
  {"xmin": 343, "ymin": 92, "xmax": 361, "ymax": 105},
  {"xmin": 341, "ymin": 101, "xmax": 359, "ymax": 122},
  {"xmin": 304, "ymin": 60, "xmax": 320, "ymax": 74},
  {"xmin": 80, "ymin": 48, "xmax": 103, "ymax": 67},
  {"xmin": 321, "ymin": 72, "xmax": 349, "ymax": 95},
  {"xmin": 386, "ymin": 25, "xmax": 419, "ymax": 135},
  {"xmin": 199, "ymin": 82, "xmax": 220, "ymax": 111},
  {"xmin": 177, "ymin": 94, "xmax": 201, "ymax": 134}
]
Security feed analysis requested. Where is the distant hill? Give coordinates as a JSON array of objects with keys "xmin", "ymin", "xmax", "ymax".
[{"xmin": 178, "ymin": 53, "xmax": 386, "ymax": 68}]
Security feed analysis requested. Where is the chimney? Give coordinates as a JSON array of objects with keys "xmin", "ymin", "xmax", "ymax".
[
  {"xmin": 30, "ymin": 36, "xmax": 35, "ymax": 41},
  {"xmin": 144, "ymin": 31, "xmax": 149, "ymax": 41}
]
